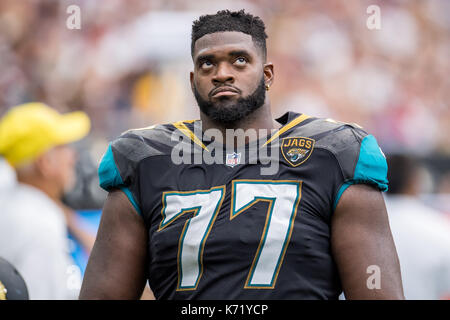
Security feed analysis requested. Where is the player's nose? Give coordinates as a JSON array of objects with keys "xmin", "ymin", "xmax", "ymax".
[{"xmin": 212, "ymin": 62, "xmax": 234, "ymax": 85}]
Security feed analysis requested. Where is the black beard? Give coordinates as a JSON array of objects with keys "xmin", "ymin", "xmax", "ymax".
[{"xmin": 193, "ymin": 76, "xmax": 266, "ymax": 124}]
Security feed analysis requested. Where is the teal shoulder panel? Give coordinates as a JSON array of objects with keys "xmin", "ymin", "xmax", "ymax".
[
  {"xmin": 98, "ymin": 144, "xmax": 124, "ymax": 190},
  {"xmin": 98, "ymin": 143, "xmax": 142, "ymax": 215},
  {"xmin": 333, "ymin": 135, "xmax": 388, "ymax": 210},
  {"xmin": 353, "ymin": 134, "xmax": 388, "ymax": 191}
]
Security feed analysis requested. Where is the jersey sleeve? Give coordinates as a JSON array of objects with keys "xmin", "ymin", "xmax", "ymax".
[
  {"xmin": 331, "ymin": 128, "xmax": 388, "ymax": 210},
  {"xmin": 98, "ymin": 135, "xmax": 143, "ymax": 215}
]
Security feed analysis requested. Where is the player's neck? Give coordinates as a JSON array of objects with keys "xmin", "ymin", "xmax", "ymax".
[{"xmin": 200, "ymin": 103, "xmax": 281, "ymax": 147}]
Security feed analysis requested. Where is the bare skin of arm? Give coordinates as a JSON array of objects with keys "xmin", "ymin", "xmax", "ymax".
[
  {"xmin": 332, "ymin": 184, "xmax": 404, "ymax": 299},
  {"xmin": 79, "ymin": 189, "xmax": 148, "ymax": 299}
]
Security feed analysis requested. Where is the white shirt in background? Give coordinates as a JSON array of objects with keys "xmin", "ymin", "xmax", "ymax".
[
  {"xmin": 385, "ymin": 195, "xmax": 450, "ymax": 300},
  {"xmin": 0, "ymin": 182, "xmax": 80, "ymax": 299},
  {"xmin": 0, "ymin": 157, "xmax": 15, "ymax": 188}
]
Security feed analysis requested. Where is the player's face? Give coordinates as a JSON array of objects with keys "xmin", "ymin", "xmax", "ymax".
[{"xmin": 190, "ymin": 31, "xmax": 268, "ymax": 124}]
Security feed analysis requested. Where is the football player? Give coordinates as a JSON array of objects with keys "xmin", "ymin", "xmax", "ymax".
[{"xmin": 80, "ymin": 10, "xmax": 404, "ymax": 300}]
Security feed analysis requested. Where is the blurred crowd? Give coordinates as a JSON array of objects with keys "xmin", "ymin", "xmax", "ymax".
[
  {"xmin": 0, "ymin": 0, "xmax": 449, "ymax": 153},
  {"xmin": 0, "ymin": 0, "xmax": 449, "ymax": 299}
]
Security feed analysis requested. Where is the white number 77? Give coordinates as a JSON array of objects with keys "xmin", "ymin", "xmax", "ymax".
[{"xmin": 158, "ymin": 180, "xmax": 301, "ymax": 290}]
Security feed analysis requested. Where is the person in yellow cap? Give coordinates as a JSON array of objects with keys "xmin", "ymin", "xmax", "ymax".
[{"xmin": 0, "ymin": 102, "xmax": 91, "ymax": 299}]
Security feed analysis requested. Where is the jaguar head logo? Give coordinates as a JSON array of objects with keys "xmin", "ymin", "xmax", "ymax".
[
  {"xmin": 281, "ymin": 137, "xmax": 315, "ymax": 167},
  {"xmin": 287, "ymin": 148, "xmax": 309, "ymax": 162}
]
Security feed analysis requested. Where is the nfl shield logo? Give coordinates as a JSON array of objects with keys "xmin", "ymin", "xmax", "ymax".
[{"xmin": 226, "ymin": 152, "xmax": 241, "ymax": 168}]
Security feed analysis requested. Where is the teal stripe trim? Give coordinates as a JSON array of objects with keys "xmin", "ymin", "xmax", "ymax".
[
  {"xmin": 333, "ymin": 135, "xmax": 388, "ymax": 210},
  {"xmin": 120, "ymin": 187, "xmax": 142, "ymax": 216},
  {"xmin": 98, "ymin": 144, "xmax": 142, "ymax": 215},
  {"xmin": 333, "ymin": 182, "xmax": 352, "ymax": 210}
]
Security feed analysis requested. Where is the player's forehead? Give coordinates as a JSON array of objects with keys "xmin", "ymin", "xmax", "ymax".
[{"xmin": 193, "ymin": 31, "xmax": 257, "ymax": 59}]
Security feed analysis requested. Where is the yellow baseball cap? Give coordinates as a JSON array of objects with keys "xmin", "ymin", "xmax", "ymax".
[{"xmin": 0, "ymin": 102, "xmax": 91, "ymax": 167}]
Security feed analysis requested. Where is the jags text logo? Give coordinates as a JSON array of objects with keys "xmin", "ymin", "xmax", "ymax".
[{"xmin": 281, "ymin": 137, "xmax": 315, "ymax": 167}]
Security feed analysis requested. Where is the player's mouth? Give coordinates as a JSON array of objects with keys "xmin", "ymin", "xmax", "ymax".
[{"xmin": 210, "ymin": 86, "xmax": 240, "ymax": 98}]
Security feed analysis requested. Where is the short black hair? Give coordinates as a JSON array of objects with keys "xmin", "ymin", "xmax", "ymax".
[{"xmin": 191, "ymin": 9, "xmax": 268, "ymax": 60}]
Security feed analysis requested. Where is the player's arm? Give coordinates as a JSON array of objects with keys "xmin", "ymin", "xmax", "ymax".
[
  {"xmin": 79, "ymin": 189, "xmax": 148, "ymax": 299},
  {"xmin": 331, "ymin": 184, "xmax": 404, "ymax": 299}
]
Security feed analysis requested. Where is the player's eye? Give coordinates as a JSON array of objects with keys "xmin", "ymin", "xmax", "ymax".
[
  {"xmin": 234, "ymin": 57, "xmax": 247, "ymax": 66},
  {"xmin": 200, "ymin": 60, "xmax": 213, "ymax": 70}
]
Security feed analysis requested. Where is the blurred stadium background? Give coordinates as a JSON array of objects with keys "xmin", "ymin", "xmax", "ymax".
[{"xmin": 0, "ymin": 0, "xmax": 449, "ymax": 299}]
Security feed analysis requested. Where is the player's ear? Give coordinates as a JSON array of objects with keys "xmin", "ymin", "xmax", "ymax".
[
  {"xmin": 263, "ymin": 62, "xmax": 274, "ymax": 89},
  {"xmin": 189, "ymin": 71, "xmax": 195, "ymax": 94}
]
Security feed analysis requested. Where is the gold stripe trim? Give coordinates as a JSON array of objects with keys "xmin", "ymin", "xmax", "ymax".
[
  {"xmin": 173, "ymin": 120, "xmax": 209, "ymax": 151},
  {"xmin": 262, "ymin": 114, "xmax": 310, "ymax": 147}
]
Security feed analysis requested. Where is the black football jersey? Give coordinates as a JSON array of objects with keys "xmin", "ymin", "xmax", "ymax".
[{"xmin": 98, "ymin": 111, "xmax": 388, "ymax": 300}]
